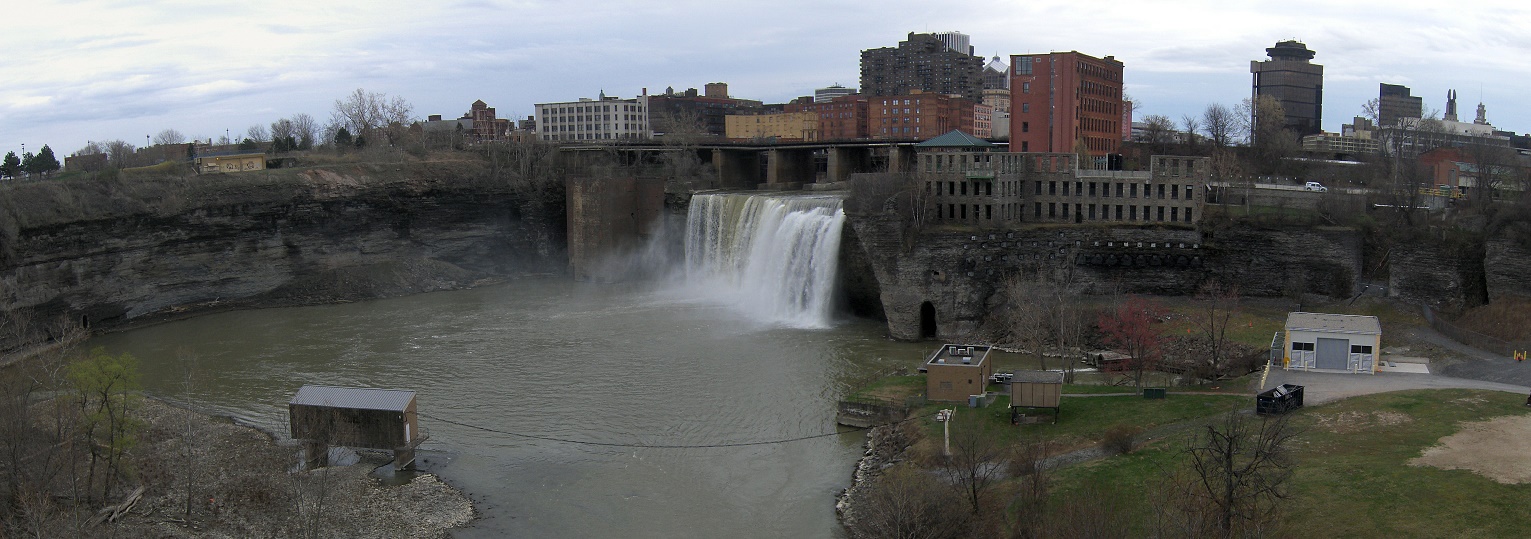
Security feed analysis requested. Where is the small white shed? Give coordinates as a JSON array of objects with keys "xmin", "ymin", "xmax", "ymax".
[{"xmin": 1283, "ymin": 312, "xmax": 1382, "ymax": 374}]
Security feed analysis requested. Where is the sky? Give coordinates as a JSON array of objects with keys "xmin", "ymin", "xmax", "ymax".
[{"xmin": 3, "ymin": 0, "xmax": 1529, "ymax": 157}]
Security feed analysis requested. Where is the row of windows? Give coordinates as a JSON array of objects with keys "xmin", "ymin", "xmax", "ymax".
[
  {"xmin": 549, "ymin": 124, "xmax": 644, "ymax": 132},
  {"xmin": 541, "ymin": 132, "xmax": 647, "ymax": 141},
  {"xmin": 921, "ymin": 153, "xmax": 1077, "ymax": 174},
  {"xmin": 543, "ymin": 114, "xmax": 644, "ymax": 124},
  {"xmin": 1038, "ymin": 202, "xmax": 1192, "ymax": 223},
  {"xmin": 1036, "ymin": 180, "xmax": 1195, "ymax": 201},
  {"xmin": 1075, "ymin": 61, "xmax": 1119, "ymax": 82},
  {"xmin": 542, "ymin": 104, "xmax": 644, "ymax": 114},
  {"xmin": 1290, "ymin": 342, "xmax": 1375, "ymax": 354},
  {"xmin": 934, "ymin": 203, "xmax": 1019, "ymax": 222}
]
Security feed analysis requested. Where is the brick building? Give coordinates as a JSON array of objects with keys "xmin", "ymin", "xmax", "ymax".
[
  {"xmin": 785, "ymin": 94, "xmax": 870, "ymax": 141},
  {"xmin": 1009, "ymin": 51, "xmax": 1125, "ymax": 163},
  {"xmin": 919, "ymin": 150, "xmax": 1208, "ymax": 228},
  {"xmin": 867, "ymin": 91, "xmax": 976, "ymax": 140},
  {"xmin": 724, "ymin": 111, "xmax": 819, "ymax": 141},
  {"xmin": 860, "ymin": 32, "xmax": 985, "ymax": 103},
  {"xmin": 646, "ymin": 83, "xmax": 763, "ymax": 139}
]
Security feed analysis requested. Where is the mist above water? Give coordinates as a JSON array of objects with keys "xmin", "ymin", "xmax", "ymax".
[{"xmin": 683, "ymin": 192, "xmax": 846, "ymax": 329}]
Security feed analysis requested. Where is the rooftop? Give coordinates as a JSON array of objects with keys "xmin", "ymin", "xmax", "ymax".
[
  {"xmin": 1284, "ymin": 312, "xmax": 1382, "ymax": 335},
  {"xmin": 1012, "ymin": 370, "xmax": 1064, "ymax": 384},
  {"xmin": 290, "ymin": 385, "xmax": 416, "ymax": 412},
  {"xmin": 926, "ymin": 343, "xmax": 991, "ymax": 367}
]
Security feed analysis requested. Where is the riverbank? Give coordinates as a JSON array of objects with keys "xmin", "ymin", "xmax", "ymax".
[{"xmin": 93, "ymin": 399, "xmax": 473, "ymax": 538}]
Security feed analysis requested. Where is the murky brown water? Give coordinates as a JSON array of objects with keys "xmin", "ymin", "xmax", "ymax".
[{"xmin": 89, "ymin": 278, "xmax": 936, "ymax": 538}]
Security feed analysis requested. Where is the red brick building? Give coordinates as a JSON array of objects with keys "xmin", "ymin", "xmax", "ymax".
[
  {"xmin": 1009, "ymin": 51, "xmax": 1125, "ymax": 162},
  {"xmin": 866, "ymin": 91, "xmax": 975, "ymax": 141},
  {"xmin": 466, "ymin": 100, "xmax": 511, "ymax": 142},
  {"xmin": 785, "ymin": 94, "xmax": 870, "ymax": 141}
]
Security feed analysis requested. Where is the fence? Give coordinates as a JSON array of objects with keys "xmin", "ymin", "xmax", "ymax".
[{"xmin": 1422, "ymin": 305, "xmax": 1531, "ymax": 358}]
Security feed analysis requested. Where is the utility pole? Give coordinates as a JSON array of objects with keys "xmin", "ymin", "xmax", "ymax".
[{"xmin": 935, "ymin": 408, "xmax": 954, "ymax": 456}]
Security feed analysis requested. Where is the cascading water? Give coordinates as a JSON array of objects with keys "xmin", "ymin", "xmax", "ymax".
[{"xmin": 684, "ymin": 192, "xmax": 845, "ymax": 329}]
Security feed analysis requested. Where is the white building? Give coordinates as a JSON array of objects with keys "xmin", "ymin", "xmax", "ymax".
[
  {"xmin": 535, "ymin": 92, "xmax": 651, "ymax": 142},
  {"xmin": 932, "ymin": 31, "xmax": 972, "ymax": 55},
  {"xmin": 815, "ymin": 84, "xmax": 856, "ymax": 103},
  {"xmin": 1282, "ymin": 312, "xmax": 1381, "ymax": 374}
]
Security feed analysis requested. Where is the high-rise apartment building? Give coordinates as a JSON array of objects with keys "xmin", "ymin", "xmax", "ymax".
[
  {"xmin": 861, "ymin": 32, "xmax": 984, "ymax": 102},
  {"xmin": 1377, "ymin": 83, "xmax": 1422, "ymax": 128},
  {"xmin": 1250, "ymin": 40, "xmax": 1323, "ymax": 137},
  {"xmin": 1008, "ymin": 51, "xmax": 1125, "ymax": 160}
]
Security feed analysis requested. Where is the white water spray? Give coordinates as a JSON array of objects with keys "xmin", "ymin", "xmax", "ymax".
[{"xmin": 684, "ymin": 192, "xmax": 846, "ymax": 329}]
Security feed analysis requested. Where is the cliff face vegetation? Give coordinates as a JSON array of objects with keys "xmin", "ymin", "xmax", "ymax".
[{"xmin": 0, "ymin": 158, "xmax": 567, "ymax": 351}]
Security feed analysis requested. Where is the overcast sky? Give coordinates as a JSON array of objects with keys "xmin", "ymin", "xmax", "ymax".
[{"xmin": 3, "ymin": 0, "xmax": 1527, "ymax": 157}]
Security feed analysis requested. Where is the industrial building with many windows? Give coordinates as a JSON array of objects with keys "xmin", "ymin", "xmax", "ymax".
[
  {"xmin": 535, "ymin": 93, "xmax": 651, "ymax": 142},
  {"xmin": 918, "ymin": 151, "xmax": 1209, "ymax": 228}
]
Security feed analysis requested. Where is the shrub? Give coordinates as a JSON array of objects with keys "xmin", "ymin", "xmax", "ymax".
[{"xmin": 1101, "ymin": 423, "xmax": 1144, "ymax": 455}]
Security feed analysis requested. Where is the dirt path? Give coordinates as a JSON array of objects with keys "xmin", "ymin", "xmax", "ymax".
[{"xmin": 1410, "ymin": 414, "xmax": 1531, "ymax": 484}]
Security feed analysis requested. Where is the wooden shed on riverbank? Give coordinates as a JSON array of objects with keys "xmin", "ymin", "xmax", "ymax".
[
  {"xmin": 289, "ymin": 385, "xmax": 423, "ymax": 470},
  {"xmin": 1009, "ymin": 371, "xmax": 1064, "ymax": 424}
]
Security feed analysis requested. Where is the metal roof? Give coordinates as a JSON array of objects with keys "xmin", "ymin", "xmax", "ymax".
[
  {"xmin": 1011, "ymin": 370, "xmax": 1065, "ymax": 384},
  {"xmin": 917, "ymin": 130, "xmax": 993, "ymax": 148},
  {"xmin": 290, "ymin": 385, "xmax": 416, "ymax": 411},
  {"xmin": 1284, "ymin": 312, "xmax": 1382, "ymax": 335}
]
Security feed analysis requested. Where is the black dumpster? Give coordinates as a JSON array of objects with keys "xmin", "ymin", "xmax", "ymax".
[{"xmin": 1256, "ymin": 384, "xmax": 1304, "ymax": 415}]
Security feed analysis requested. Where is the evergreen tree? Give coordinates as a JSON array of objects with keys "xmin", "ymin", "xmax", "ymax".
[
  {"xmin": 19, "ymin": 151, "xmax": 34, "ymax": 176},
  {"xmin": 238, "ymin": 138, "xmax": 258, "ymax": 151},
  {"xmin": 27, "ymin": 145, "xmax": 60, "ymax": 176},
  {"xmin": 353, "ymin": 134, "xmax": 367, "ymax": 148},
  {"xmin": 0, "ymin": 151, "xmax": 19, "ymax": 178},
  {"xmin": 333, "ymin": 127, "xmax": 353, "ymax": 147}
]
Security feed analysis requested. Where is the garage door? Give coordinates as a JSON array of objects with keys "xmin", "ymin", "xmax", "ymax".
[{"xmin": 1316, "ymin": 338, "xmax": 1350, "ymax": 370}]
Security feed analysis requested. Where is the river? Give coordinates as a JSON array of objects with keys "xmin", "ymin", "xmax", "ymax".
[{"xmin": 86, "ymin": 193, "xmax": 938, "ymax": 538}]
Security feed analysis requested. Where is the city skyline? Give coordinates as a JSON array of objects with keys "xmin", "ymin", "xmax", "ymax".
[{"xmin": 3, "ymin": 0, "xmax": 1527, "ymax": 156}]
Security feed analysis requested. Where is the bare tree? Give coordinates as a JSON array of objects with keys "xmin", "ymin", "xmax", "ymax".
[
  {"xmin": 1174, "ymin": 411, "xmax": 1298, "ymax": 538},
  {"xmin": 943, "ymin": 416, "xmax": 1005, "ymax": 514},
  {"xmin": 102, "ymin": 140, "xmax": 136, "ymax": 169},
  {"xmin": 270, "ymin": 119, "xmax": 297, "ymax": 144},
  {"xmin": 1003, "ymin": 271, "xmax": 1054, "ymax": 370},
  {"xmin": 245, "ymin": 124, "xmax": 269, "ymax": 143},
  {"xmin": 1181, "ymin": 114, "xmax": 1202, "ymax": 150},
  {"xmin": 848, "ymin": 466, "xmax": 971, "ymax": 539},
  {"xmin": 1138, "ymin": 115, "xmax": 1176, "ymax": 156},
  {"xmin": 71, "ymin": 142, "xmax": 105, "ymax": 157},
  {"xmin": 152, "ymin": 129, "xmax": 186, "ymax": 146},
  {"xmin": 1202, "ymin": 103, "xmax": 1236, "ymax": 149},
  {"xmin": 291, "ymin": 113, "xmax": 320, "ymax": 150},
  {"xmin": 1192, "ymin": 280, "xmax": 1241, "ymax": 380},
  {"xmin": 330, "ymin": 88, "xmax": 415, "ymax": 143}
]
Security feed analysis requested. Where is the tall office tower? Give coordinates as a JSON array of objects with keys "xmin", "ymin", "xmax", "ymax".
[
  {"xmin": 1250, "ymin": 40, "xmax": 1324, "ymax": 137},
  {"xmin": 932, "ymin": 31, "xmax": 973, "ymax": 55},
  {"xmin": 860, "ymin": 33, "xmax": 985, "ymax": 102},
  {"xmin": 1009, "ymin": 51, "xmax": 1125, "ymax": 159},
  {"xmin": 1377, "ymin": 83, "xmax": 1422, "ymax": 128}
]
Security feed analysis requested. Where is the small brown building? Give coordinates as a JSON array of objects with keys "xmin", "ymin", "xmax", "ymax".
[
  {"xmin": 1009, "ymin": 370, "xmax": 1064, "ymax": 423},
  {"xmin": 920, "ymin": 344, "xmax": 993, "ymax": 402},
  {"xmin": 289, "ymin": 386, "xmax": 421, "ymax": 469}
]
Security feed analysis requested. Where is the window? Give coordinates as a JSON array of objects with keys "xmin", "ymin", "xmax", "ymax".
[
  {"xmin": 1115, "ymin": 205, "xmax": 1123, "ymax": 220},
  {"xmin": 1291, "ymin": 342, "xmax": 1315, "ymax": 352},
  {"xmin": 1022, "ymin": 82, "xmax": 1031, "ymax": 93},
  {"xmin": 1089, "ymin": 182, "xmax": 1096, "ymax": 197},
  {"xmin": 1021, "ymin": 121, "xmax": 1029, "ymax": 133},
  {"xmin": 1350, "ymin": 345, "xmax": 1374, "ymax": 354},
  {"xmin": 1018, "ymin": 56, "xmax": 1033, "ymax": 75},
  {"xmin": 1021, "ymin": 103, "xmax": 1030, "ymax": 113},
  {"xmin": 1186, "ymin": 207, "xmax": 1193, "ymax": 221},
  {"xmin": 1062, "ymin": 203, "xmax": 1069, "ymax": 218},
  {"xmin": 1171, "ymin": 207, "xmax": 1179, "ymax": 221},
  {"xmin": 1157, "ymin": 206, "xmax": 1164, "ymax": 221},
  {"xmin": 1034, "ymin": 181, "xmax": 1042, "ymax": 195},
  {"xmin": 1130, "ymin": 206, "xmax": 1137, "ymax": 220},
  {"xmin": 1049, "ymin": 181, "xmax": 1056, "ymax": 195},
  {"xmin": 1035, "ymin": 202, "xmax": 1041, "ymax": 218},
  {"xmin": 1129, "ymin": 184, "xmax": 1137, "ymax": 198},
  {"xmin": 1157, "ymin": 184, "xmax": 1165, "ymax": 199},
  {"xmin": 1185, "ymin": 185, "xmax": 1194, "ymax": 200}
]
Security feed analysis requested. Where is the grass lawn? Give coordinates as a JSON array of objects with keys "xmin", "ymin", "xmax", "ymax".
[
  {"xmin": 917, "ymin": 392, "xmax": 1250, "ymax": 453},
  {"xmin": 1049, "ymin": 389, "xmax": 1531, "ymax": 536}
]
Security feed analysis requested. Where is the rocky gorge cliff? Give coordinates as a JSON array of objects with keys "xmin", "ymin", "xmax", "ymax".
[{"xmin": 0, "ymin": 160, "xmax": 565, "ymax": 350}]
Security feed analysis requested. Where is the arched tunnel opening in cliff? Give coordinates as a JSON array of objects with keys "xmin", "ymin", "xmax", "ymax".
[{"xmin": 919, "ymin": 301, "xmax": 936, "ymax": 340}]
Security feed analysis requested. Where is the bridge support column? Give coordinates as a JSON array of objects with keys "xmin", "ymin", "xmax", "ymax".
[
  {"xmin": 714, "ymin": 148, "xmax": 760, "ymax": 190},
  {"xmin": 766, "ymin": 148, "xmax": 813, "ymax": 189}
]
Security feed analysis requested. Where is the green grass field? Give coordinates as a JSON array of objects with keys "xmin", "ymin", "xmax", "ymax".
[{"xmin": 1049, "ymin": 389, "xmax": 1531, "ymax": 536}]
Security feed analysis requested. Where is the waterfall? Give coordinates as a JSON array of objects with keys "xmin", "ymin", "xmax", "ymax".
[{"xmin": 685, "ymin": 192, "xmax": 846, "ymax": 329}]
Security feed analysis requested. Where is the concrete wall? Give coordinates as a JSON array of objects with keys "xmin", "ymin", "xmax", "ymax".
[{"xmin": 565, "ymin": 176, "xmax": 665, "ymax": 281}]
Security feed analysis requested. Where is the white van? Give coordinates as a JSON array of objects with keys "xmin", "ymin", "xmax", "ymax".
[{"xmin": 1304, "ymin": 181, "xmax": 1328, "ymax": 192}]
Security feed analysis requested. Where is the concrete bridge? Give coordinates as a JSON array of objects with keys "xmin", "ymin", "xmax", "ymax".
[{"xmin": 558, "ymin": 140, "xmax": 922, "ymax": 190}]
